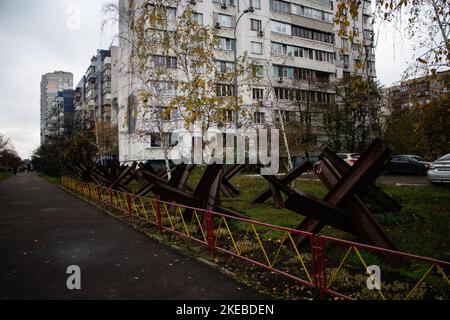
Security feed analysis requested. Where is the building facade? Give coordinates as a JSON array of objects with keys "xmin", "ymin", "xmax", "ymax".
[
  {"xmin": 117, "ymin": 0, "xmax": 376, "ymax": 162},
  {"xmin": 386, "ymin": 70, "xmax": 450, "ymax": 114},
  {"xmin": 74, "ymin": 47, "xmax": 119, "ymax": 131},
  {"xmin": 40, "ymin": 71, "xmax": 74, "ymax": 143}
]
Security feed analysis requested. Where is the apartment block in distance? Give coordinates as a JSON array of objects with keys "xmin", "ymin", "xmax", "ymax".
[
  {"xmin": 40, "ymin": 71, "xmax": 73, "ymax": 143},
  {"xmin": 117, "ymin": 0, "xmax": 376, "ymax": 162},
  {"xmin": 386, "ymin": 70, "xmax": 450, "ymax": 114},
  {"xmin": 74, "ymin": 47, "xmax": 119, "ymax": 131}
]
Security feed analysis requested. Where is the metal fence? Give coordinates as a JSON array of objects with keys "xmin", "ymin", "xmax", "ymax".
[{"xmin": 61, "ymin": 177, "xmax": 450, "ymax": 300}]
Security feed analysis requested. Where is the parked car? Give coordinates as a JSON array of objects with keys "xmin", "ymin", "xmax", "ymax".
[
  {"xmin": 387, "ymin": 155, "xmax": 430, "ymax": 175},
  {"xmin": 427, "ymin": 154, "xmax": 450, "ymax": 184},
  {"xmin": 337, "ymin": 153, "xmax": 361, "ymax": 166}
]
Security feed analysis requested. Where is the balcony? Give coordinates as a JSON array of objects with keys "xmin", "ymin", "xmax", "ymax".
[{"xmin": 85, "ymin": 66, "xmax": 97, "ymax": 81}]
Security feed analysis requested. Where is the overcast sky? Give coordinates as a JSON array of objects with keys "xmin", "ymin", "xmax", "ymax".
[{"xmin": 0, "ymin": 0, "xmax": 414, "ymax": 159}]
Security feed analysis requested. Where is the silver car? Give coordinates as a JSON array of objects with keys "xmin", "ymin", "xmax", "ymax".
[{"xmin": 427, "ymin": 154, "xmax": 450, "ymax": 184}]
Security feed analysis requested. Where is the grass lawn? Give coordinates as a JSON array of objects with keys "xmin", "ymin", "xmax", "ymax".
[
  {"xmin": 185, "ymin": 168, "xmax": 450, "ymax": 261},
  {"xmin": 0, "ymin": 171, "xmax": 12, "ymax": 182},
  {"xmin": 39, "ymin": 174, "xmax": 61, "ymax": 185},
  {"xmin": 93, "ymin": 168, "xmax": 450, "ymax": 260}
]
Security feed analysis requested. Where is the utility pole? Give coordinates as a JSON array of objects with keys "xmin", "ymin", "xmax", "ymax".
[{"xmin": 233, "ymin": 5, "xmax": 254, "ymax": 132}]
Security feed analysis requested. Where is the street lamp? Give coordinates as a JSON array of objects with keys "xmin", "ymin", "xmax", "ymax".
[{"xmin": 233, "ymin": 6, "xmax": 254, "ymax": 131}]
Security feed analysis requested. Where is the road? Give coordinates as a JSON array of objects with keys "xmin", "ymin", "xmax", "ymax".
[
  {"xmin": 298, "ymin": 173, "xmax": 430, "ymax": 186},
  {"xmin": 0, "ymin": 173, "xmax": 267, "ymax": 300}
]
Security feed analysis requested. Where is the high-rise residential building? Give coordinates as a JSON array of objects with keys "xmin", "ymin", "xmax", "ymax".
[
  {"xmin": 74, "ymin": 47, "xmax": 119, "ymax": 131},
  {"xmin": 117, "ymin": 0, "xmax": 376, "ymax": 162},
  {"xmin": 40, "ymin": 71, "xmax": 73, "ymax": 143},
  {"xmin": 386, "ymin": 70, "xmax": 450, "ymax": 114}
]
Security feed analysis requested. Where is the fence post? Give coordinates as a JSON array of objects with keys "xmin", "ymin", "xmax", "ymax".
[
  {"xmin": 109, "ymin": 189, "xmax": 113, "ymax": 207},
  {"xmin": 126, "ymin": 194, "xmax": 133, "ymax": 217},
  {"xmin": 311, "ymin": 235, "xmax": 326, "ymax": 300},
  {"xmin": 156, "ymin": 200, "xmax": 163, "ymax": 233},
  {"xmin": 205, "ymin": 211, "xmax": 216, "ymax": 258},
  {"xmin": 319, "ymin": 236, "xmax": 327, "ymax": 300}
]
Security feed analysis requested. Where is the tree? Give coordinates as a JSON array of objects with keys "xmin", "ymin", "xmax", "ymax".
[
  {"xmin": 104, "ymin": 0, "xmax": 255, "ymax": 174},
  {"xmin": 0, "ymin": 134, "xmax": 21, "ymax": 170},
  {"xmin": 335, "ymin": 0, "xmax": 450, "ymax": 77},
  {"xmin": 323, "ymin": 75, "xmax": 384, "ymax": 152},
  {"xmin": 384, "ymin": 92, "xmax": 450, "ymax": 158},
  {"xmin": 32, "ymin": 130, "xmax": 98, "ymax": 178}
]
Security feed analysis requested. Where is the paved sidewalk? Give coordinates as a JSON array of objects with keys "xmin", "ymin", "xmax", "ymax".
[{"xmin": 0, "ymin": 173, "xmax": 267, "ymax": 300}]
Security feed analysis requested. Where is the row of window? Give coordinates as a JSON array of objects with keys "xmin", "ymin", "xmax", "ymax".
[
  {"xmin": 270, "ymin": 0, "xmax": 333, "ymax": 23},
  {"xmin": 271, "ymin": 21, "xmax": 334, "ymax": 44},
  {"xmin": 153, "ymin": 55, "xmax": 177, "ymax": 69},
  {"xmin": 274, "ymin": 87, "xmax": 336, "ymax": 104},
  {"xmin": 144, "ymin": 110, "xmax": 314, "ymax": 130},
  {"xmin": 272, "ymin": 65, "xmax": 330, "ymax": 82},
  {"xmin": 271, "ymin": 42, "xmax": 335, "ymax": 62}
]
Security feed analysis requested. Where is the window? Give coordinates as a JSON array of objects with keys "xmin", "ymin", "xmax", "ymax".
[
  {"xmin": 216, "ymin": 84, "xmax": 236, "ymax": 97},
  {"xmin": 292, "ymin": 4, "xmax": 333, "ymax": 22},
  {"xmin": 271, "ymin": 0, "xmax": 290, "ymax": 13},
  {"xmin": 304, "ymin": 48, "xmax": 313, "ymax": 59},
  {"xmin": 343, "ymin": 55, "xmax": 349, "ymax": 65},
  {"xmin": 213, "ymin": 0, "xmax": 235, "ymax": 5},
  {"xmin": 223, "ymin": 109, "xmax": 234, "ymax": 122},
  {"xmin": 250, "ymin": 0, "xmax": 261, "ymax": 9},
  {"xmin": 218, "ymin": 14, "xmax": 232, "ymax": 27},
  {"xmin": 274, "ymin": 88, "xmax": 290, "ymax": 100},
  {"xmin": 341, "ymin": 38, "xmax": 349, "ymax": 49},
  {"xmin": 218, "ymin": 37, "xmax": 236, "ymax": 51},
  {"xmin": 273, "ymin": 65, "xmax": 293, "ymax": 78},
  {"xmin": 351, "ymin": 42, "xmax": 361, "ymax": 51},
  {"xmin": 252, "ymin": 65, "xmax": 264, "ymax": 77},
  {"xmin": 271, "ymin": 21, "xmax": 291, "ymax": 35},
  {"xmin": 194, "ymin": 13, "xmax": 204, "ymax": 25},
  {"xmin": 251, "ymin": 19, "xmax": 262, "ymax": 31},
  {"xmin": 150, "ymin": 133, "xmax": 161, "ymax": 147},
  {"xmin": 151, "ymin": 30, "xmax": 166, "ymax": 43},
  {"xmin": 216, "ymin": 61, "xmax": 234, "ymax": 74},
  {"xmin": 252, "ymin": 88, "xmax": 264, "ymax": 100},
  {"xmin": 254, "ymin": 112, "xmax": 265, "ymax": 124},
  {"xmin": 291, "ymin": 25, "xmax": 334, "ymax": 44},
  {"xmin": 273, "ymin": 65, "xmax": 281, "ymax": 77},
  {"xmin": 166, "ymin": 8, "xmax": 176, "ymax": 20},
  {"xmin": 271, "ymin": 42, "xmax": 286, "ymax": 55},
  {"xmin": 363, "ymin": 29, "xmax": 373, "ymax": 39},
  {"xmin": 251, "ymin": 42, "xmax": 263, "ymax": 54},
  {"xmin": 363, "ymin": 0, "xmax": 372, "ymax": 14},
  {"xmin": 152, "ymin": 81, "xmax": 176, "ymax": 95},
  {"xmin": 153, "ymin": 56, "xmax": 177, "ymax": 69}
]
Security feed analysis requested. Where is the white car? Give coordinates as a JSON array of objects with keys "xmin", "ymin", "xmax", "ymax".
[
  {"xmin": 427, "ymin": 154, "xmax": 450, "ymax": 184},
  {"xmin": 337, "ymin": 153, "xmax": 361, "ymax": 166}
]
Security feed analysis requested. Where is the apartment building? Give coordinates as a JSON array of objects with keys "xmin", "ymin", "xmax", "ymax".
[
  {"xmin": 386, "ymin": 70, "xmax": 450, "ymax": 114},
  {"xmin": 40, "ymin": 71, "xmax": 73, "ymax": 143},
  {"xmin": 74, "ymin": 47, "xmax": 119, "ymax": 131},
  {"xmin": 47, "ymin": 90, "xmax": 75, "ymax": 137},
  {"xmin": 117, "ymin": 0, "xmax": 376, "ymax": 162}
]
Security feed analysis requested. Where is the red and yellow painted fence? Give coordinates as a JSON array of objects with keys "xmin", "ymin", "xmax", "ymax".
[{"xmin": 61, "ymin": 177, "xmax": 450, "ymax": 300}]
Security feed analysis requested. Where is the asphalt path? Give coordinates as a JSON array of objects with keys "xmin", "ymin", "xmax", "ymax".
[{"xmin": 0, "ymin": 173, "xmax": 267, "ymax": 300}]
